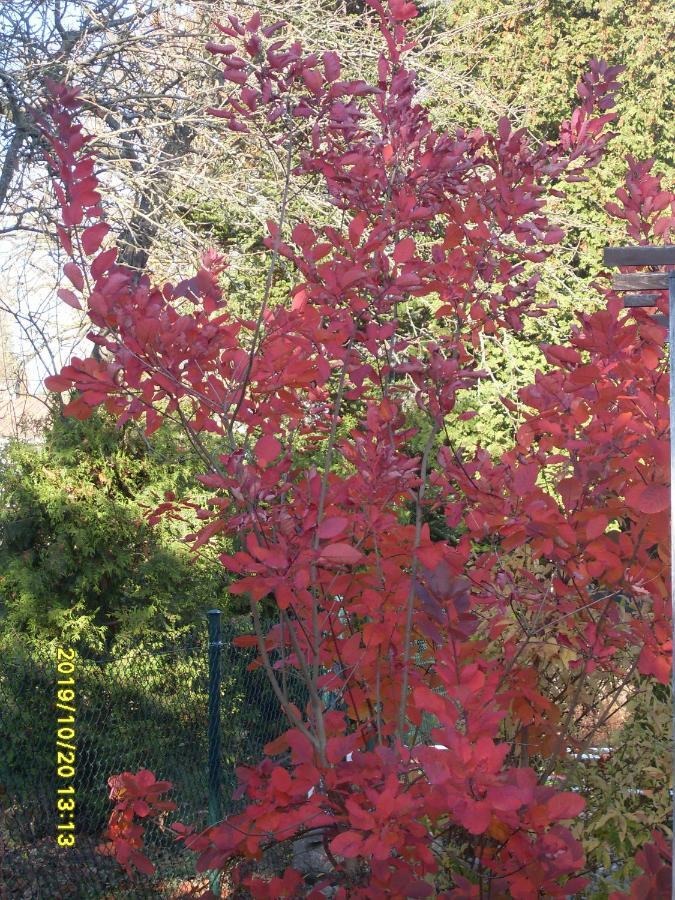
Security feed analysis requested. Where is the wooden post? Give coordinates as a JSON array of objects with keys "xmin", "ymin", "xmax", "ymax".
[{"xmin": 603, "ymin": 245, "xmax": 675, "ymax": 885}]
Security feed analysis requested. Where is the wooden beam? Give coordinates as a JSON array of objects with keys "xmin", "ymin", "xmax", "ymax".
[
  {"xmin": 604, "ymin": 246, "xmax": 675, "ymax": 267},
  {"xmin": 623, "ymin": 294, "xmax": 662, "ymax": 307},
  {"xmin": 612, "ymin": 272, "xmax": 669, "ymax": 291}
]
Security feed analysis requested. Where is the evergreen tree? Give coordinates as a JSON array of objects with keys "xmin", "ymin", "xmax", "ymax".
[{"xmin": 0, "ymin": 408, "xmax": 237, "ymax": 654}]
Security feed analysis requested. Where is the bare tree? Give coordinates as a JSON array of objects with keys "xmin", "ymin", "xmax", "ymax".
[
  {"xmin": 0, "ymin": 1, "xmax": 382, "ymax": 390},
  {"xmin": 0, "ymin": 2, "xmax": 216, "ymax": 260},
  {"xmin": 0, "ymin": 1, "xmax": 220, "ymax": 396},
  {"xmin": 1, "ymin": 0, "xmax": 505, "ymax": 395}
]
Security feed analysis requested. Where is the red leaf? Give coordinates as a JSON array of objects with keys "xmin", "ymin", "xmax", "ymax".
[
  {"xmin": 145, "ymin": 409, "xmax": 162, "ymax": 436},
  {"xmin": 44, "ymin": 374, "xmax": 73, "ymax": 393},
  {"xmin": 513, "ymin": 463, "xmax": 538, "ymax": 495},
  {"xmin": 82, "ymin": 222, "xmax": 110, "ymax": 255},
  {"xmin": 206, "ymin": 41, "xmax": 237, "ymax": 55},
  {"xmin": 302, "ymin": 68, "xmax": 323, "ymax": 93},
  {"xmin": 323, "ymin": 51, "xmax": 340, "ymax": 82},
  {"xmin": 135, "ymin": 769, "xmax": 158, "ymax": 791},
  {"xmin": 270, "ymin": 767, "xmax": 292, "ymax": 792},
  {"xmin": 57, "ymin": 288, "xmax": 82, "ymax": 310},
  {"xmin": 62, "ymin": 204, "xmax": 83, "ymax": 227},
  {"xmin": 133, "ymin": 799, "xmax": 151, "ymax": 818},
  {"xmin": 349, "ymin": 211, "xmax": 368, "ymax": 246},
  {"xmin": 586, "ymin": 514, "xmax": 608, "ymax": 540},
  {"xmin": 91, "ymin": 248, "xmax": 118, "ymax": 280},
  {"xmin": 543, "ymin": 227, "xmax": 565, "ymax": 245},
  {"xmin": 63, "ymin": 262, "xmax": 84, "ymax": 292},
  {"xmin": 414, "ymin": 685, "xmax": 447, "ymax": 718},
  {"xmin": 330, "ymin": 830, "xmax": 363, "ymax": 858},
  {"xmin": 292, "ymin": 223, "xmax": 315, "ymax": 249},
  {"xmin": 317, "ymin": 516, "xmax": 348, "ymax": 540},
  {"xmin": 318, "ymin": 543, "xmax": 362, "ymax": 565},
  {"xmin": 546, "ymin": 792, "xmax": 585, "ymax": 821},
  {"xmin": 389, "ymin": 0, "xmax": 418, "ymax": 21},
  {"xmin": 461, "ymin": 802, "xmax": 492, "ymax": 834},
  {"xmin": 443, "ymin": 223, "xmax": 463, "ymax": 248},
  {"xmin": 130, "ymin": 849, "xmax": 155, "ymax": 876},
  {"xmin": 393, "ymin": 236, "xmax": 416, "ymax": 264},
  {"xmin": 56, "ymin": 225, "xmax": 73, "ymax": 255},
  {"xmin": 232, "ymin": 634, "xmax": 258, "ymax": 648},
  {"xmin": 275, "ymin": 583, "xmax": 294, "ymax": 609},
  {"xmin": 638, "ymin": 647, "xmax": 670, "ymax": 684},
  {"xmin": 625, "ymin": 483, "xmax": 669, "ymax": 514},
  {"xmin": 255, "ymin": 434, "xmax": 282, "ymax": 466},
  {"xmin": 63, "ymin": 397, "xmax": 92, "ymax": 420}
]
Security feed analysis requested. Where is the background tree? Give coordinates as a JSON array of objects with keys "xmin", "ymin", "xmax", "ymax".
[
  {"xmin": 0, "ymin": 408, "xmax": 238, "ymax": 654},
  {"xmin": 416, "ymin": 0, "xmax": 674, "ymax": 455},
  {"xmin": 1, "ymin": 0, "xmax": 669, "ymax": 426},
  {"xmin": 0, "ymin": 0, "xmax": 373, "ymax": 390}
]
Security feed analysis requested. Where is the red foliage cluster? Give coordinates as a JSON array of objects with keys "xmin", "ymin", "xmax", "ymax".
[
  {"xmin": 610, "ymin": 829, "xmax": 672, "ymax": 899},
  {"xmin": 97, "ymin": 770, "xmax": 176, "ymax": 876},
  {"xmin": 39, "ymin": 1, "xmax": 672, "ymax": 896}
]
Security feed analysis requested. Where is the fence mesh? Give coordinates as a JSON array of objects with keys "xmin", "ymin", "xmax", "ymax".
[{"xmin": 0, "ymin": 618, "xmax": 296, "ymax": 899}]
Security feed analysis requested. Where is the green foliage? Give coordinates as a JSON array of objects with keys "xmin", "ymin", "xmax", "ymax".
[
  {"xmin": 175, "ymin": 1, "xmax": 671, "ymax": 461},
  {"xmin": 0, "ymin": 409, "xmax": 238, "ymax": 654},
  {"xmin": 0, "ymin": 624, "xmax": 298, "ymax": 896},
  {"xmin": 563, "ymin": 683, "xmax": 671, "ymax": 895},
  {"xmin": 419, "ymin": 0, "xmax": 672, "ymax": 454},
  {"xmin": 425, "ymin": 0, "xmax": 671, "ymax": 197},
  {"xmin": 179, "ymin": 189, "xmax": 296, "ymax": 319}
]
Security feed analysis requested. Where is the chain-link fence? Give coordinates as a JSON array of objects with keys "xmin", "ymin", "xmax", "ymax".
[{"xmin": 0, "ymin": 614, "xmax": 298, "ymax": 899}]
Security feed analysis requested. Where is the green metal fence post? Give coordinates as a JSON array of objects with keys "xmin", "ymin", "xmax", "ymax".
[{"xmin": 207, "ymin": 609, "xmax": 223, "ymax": 895}]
